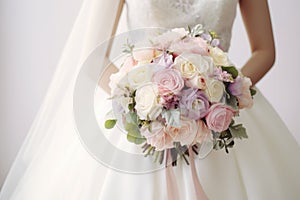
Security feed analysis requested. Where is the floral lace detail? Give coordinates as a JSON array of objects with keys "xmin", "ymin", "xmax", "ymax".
[
  {"xmin": 169, "ymin": 0, "xmax": 197, "ymax": 14},
  {"xmin": 126, "ymin": 0, "xmax": 239, "ymax": 51}
]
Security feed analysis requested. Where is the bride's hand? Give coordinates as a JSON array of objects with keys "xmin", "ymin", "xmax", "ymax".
[{"xmin": 98, "ymin": 56, "xmax": 119, "ymax": 95}]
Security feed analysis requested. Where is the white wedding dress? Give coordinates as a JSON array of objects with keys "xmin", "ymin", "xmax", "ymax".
[{"xmin": 1, "ymin": 0, "xmax": 300, "ymax": 200}]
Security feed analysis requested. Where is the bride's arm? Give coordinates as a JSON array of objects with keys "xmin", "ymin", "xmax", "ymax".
[
  {"xmin": 98, "ymin": 0, "xmax": 125, "ymax": 94},
  {"xmin": 239, "ymin": 0, "xmax": 276, "ymax": 85}
]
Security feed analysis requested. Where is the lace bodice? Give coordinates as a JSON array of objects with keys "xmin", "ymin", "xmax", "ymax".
[{"xmin": 126, "ymin": 0, "xmax": 239, "ymax": 51}]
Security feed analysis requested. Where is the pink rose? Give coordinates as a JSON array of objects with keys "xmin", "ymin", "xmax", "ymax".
[
  {"xmin": 152, "ymin": 68, "xmax": 184, "ymax": 95},
  {"xmin": 169, "ymin": 37, "xmax": 209, "ymax": 56},
  {"xmin": 140, "ymin": 121, "xmax": 173, "ymax": 151},
  {"xmin": 206, "ymin": 103, "xmax": 235, "ymax": 133},
  {"xmin": 193, "ymin": 120, "xmax": 211, "ymax": 145},
  {"xmin": 229, "ymin": 76, "xmax": 254, "ymax": 109},
  {"xmin": 237, "ymin": 77, "xmax": 254, "ymax": 109},
  {"xmin": 167, "ymin": 117, "xmax": 198, "ymax": 145}
]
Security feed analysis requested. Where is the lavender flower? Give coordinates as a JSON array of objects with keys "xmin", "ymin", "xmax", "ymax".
[
  {"xmin": 228, "ymin": 76, "xmax": 243, "ymax": 96},
  {"xmin": 179, "ymin": 88, "xmax": 210, "ymax": 120},
  {"xmin": 213, "ymin": 67, "xmax": 233, "ymax": 82},
  {"xmin": 152, "ymin": 52, "xmax": 173, "ymax": 68}
]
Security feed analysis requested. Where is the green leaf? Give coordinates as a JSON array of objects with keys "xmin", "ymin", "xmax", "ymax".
[
  {"xmin": 229, "ymin": 124, "xmax": 248, "ymax": 139},
  {"xmin": 104, "ymin": 119, "xmax": 117, "ymax": 129},
  {"xmin": 126, "ymin": 134, "xmax": 146, "ymax": 145},
  {"xmin": 250, "ymin": 88, "xmax": 257, "ymax": 96},
  {"xmin": 125, "ymin": 122, "xmax": 146, "ymax": 145},
  {"xmin": 128, "ymin": 103, "xmax": 134, "ymax": 111},
  {"xmin": 125, "ymin": 112, "xmax": 138, "ymax": 124},
  {"xmin": 221, "ymin": 66, "xmax": 239, "ymax": 79}
]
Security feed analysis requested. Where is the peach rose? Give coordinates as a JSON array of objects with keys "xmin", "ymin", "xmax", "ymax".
[
  {"xmin": 140, "ymin": 121, "xmax": 173, "ymax": 151},
  {"xmin": 167, "ymin": 117, "xmax": 198, "ymax": 145},
  {"xmin": 133, "ymin": 49, "xmax": 161, "ymax": 64},
  {"xmin": 193, "ymin": 120, "xmax": 211, "ymax": 145}
]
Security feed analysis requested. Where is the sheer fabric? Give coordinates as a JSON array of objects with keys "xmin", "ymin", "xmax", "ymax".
[{"xmin": 1, "ymin": 0, "xmax": 300, "ymax": 199}]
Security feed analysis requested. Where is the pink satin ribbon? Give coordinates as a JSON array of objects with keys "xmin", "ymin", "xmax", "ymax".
[{"xmin": 165, "ymin": 147, "xmax": 209, "ymax": 200}]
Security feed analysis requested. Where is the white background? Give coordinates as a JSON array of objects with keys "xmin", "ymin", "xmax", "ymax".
[{"xmin": 1, "ymin": 0, "xmax": 299, "ymax": 188}]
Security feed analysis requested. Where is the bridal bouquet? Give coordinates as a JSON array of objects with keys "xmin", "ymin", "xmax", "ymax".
[{"xmin": 105, "ymin": 24, "xmax": 255, "ymax": 165}]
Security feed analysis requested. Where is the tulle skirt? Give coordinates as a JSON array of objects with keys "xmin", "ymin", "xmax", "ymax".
[
  {"xmin": 1, "ymin": 85, "xmax": 299, "ymax": 200},
  {"xmin": 0, "ymin": 0, "xmax": 299, "ymax": 199}
]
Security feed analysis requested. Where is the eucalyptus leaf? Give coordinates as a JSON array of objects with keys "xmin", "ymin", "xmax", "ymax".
[
  {"xmin": 125, "ymin": 112, "xmax": 138, "ymax": 124},
  {"xmin": 161, "ymin": 109, "xmax": 181, "ymax": 128},
  {"xmin": 127, "ymin": 134, "xmax": 146, "ymax": 145},
  {"xmin": 125, "ymin": 122, "xmax": 145, "ymax": 144},
  {"xmin": 225, "ymin": 93, "xmax": 238, "ymax": 110},
  {"xmin": 104, "ymin": 119, "xmax": 117, "ymax": 129}
]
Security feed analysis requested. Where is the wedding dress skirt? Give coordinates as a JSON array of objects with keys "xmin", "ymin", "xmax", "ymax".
[{"xmin": 1, "ymin": 0, "xmax": 300, "ymax": 199}]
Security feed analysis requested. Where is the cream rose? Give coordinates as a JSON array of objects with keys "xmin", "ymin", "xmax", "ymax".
[
  {"xmin": 174, "ymin": 53, "xmax": 214, "ymax": 78},
  {"xmin": 135, "ymin": 84, "xmax": 162, "ymax": 120},
  {"xmin": 185, "ymin": 74, "xmax": 207, "ymax": 90},
  {"xmin": 127, "ymin": 65, "xmax": 154, "ymax": 89},
  {"xmin": 205, "ymin": 78, "xmax": 225, "ymax": 102},
  {"xmin": 209, "ymin": 46, "xmax": 229, "ymax": 66},
  {"xmin": 133, "ymin": 49, "xmax": 161, "ymax": 64}
]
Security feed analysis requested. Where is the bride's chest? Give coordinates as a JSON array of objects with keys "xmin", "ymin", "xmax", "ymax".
[{"xmin": 126, "ymin": 0, "xmax": 238, "ymax": 27}]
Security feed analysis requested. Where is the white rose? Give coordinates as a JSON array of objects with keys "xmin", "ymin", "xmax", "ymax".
[
  {"xmin": 171, "ymin": 28, "xmax": 189, "ymax": 36},
  {"xmin": 185, "ymin": 74, "xmax": 207, "ymax": 90},
  {"xmin": 209, "ymin": 47, "xmax": 229, "ymax": 66},
  {"xmin": 127, "ymin": 65, "xmax": 153, "ymax": 89},
  {"xmin": 205, "ymin": 78, "xmax": 225, "ymax": 102},
  {"xmin": 109, "ymin": 71, "xmax": 128, "ymax": 93},
  {"xmin": 174, "ymin": 53, "xmax": 214, "ymax": 78},
  {"xmin": 135, "ymin": 84, "xmax": 162, "ymax": 120}
]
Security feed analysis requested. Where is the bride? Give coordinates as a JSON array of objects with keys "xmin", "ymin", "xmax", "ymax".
[{"xmin": 1, "ymin": 0, "xmax": 300, "ymax": 199}]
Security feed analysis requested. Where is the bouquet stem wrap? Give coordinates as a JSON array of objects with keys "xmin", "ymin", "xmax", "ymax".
[{"xmin": 165, "ymin": 147, "xmax": 209, "ymax": 200}]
